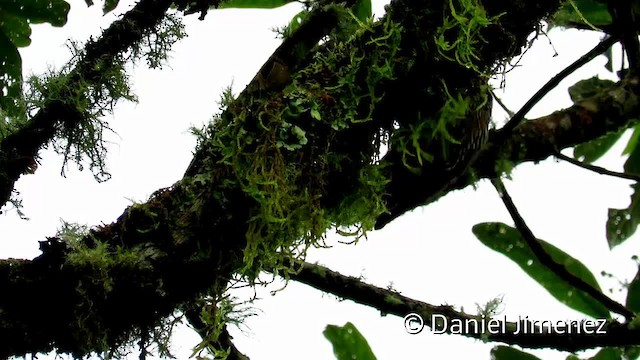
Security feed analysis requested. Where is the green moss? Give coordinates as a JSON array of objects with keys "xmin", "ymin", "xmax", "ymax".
[
  {"xmin": 22, "ymin": 44, "xmax": 136, "ymax": 181},
  {"xmin": 189, "ymin": 15, "xmax": 406, "ymax": 280},
  {"xmin": 384, "ymin": 294, "xmax": 404, "ymax": 306},
  {"xmin": 435, "ymin": 0, "xmax": 503, "ymax": 74},
  {"xmin": 0, "ymin": 13, "xmax": 185, "ymax": 191}
]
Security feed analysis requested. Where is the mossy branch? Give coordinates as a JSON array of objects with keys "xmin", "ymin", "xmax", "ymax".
[
  {"xmin": 6, "ymin": 0, "xmax": 628, "ymax": 358},
  {"xmin": 0, "ymin": 0, "xmax": 177, "ymax": 209}
]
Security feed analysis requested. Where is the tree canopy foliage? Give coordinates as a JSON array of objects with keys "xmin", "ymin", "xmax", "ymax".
[{"xmin": 1, "ymin": 0, "xmax": 640, "ymax": 359}]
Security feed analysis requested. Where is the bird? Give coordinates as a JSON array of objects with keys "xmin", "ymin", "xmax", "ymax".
[{"xmin": 374, "ymin": 89, "xmax": 492, "ymax": 229}]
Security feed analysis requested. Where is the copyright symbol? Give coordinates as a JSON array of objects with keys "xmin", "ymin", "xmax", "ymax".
[{"xmin": 404, "ymin": 313, "xmax": 424, "ymax": 334}]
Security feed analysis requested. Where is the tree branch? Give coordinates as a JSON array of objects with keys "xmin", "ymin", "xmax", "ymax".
[
  {"xmin": 435, "ymin": 76, "xmax": 640, "ymax": 205},
  {"xmin": 494, "ymin": 35, "xmax": 618, "ymax": 144},
  {"xmin": 286, "ymin": 260, "xmax": 640, "ymax": 352},
  {"xmin": 183, "ymin": 302, "xmax": 250, "ymax": 360},
  {"xmin": 490, "ymin": 178, "xmax": 634, "ymax": 320},
  {"xmin": 608, "ymin": 1, "xmax": 640, "ymax": 74},
  {"xmin": 11, "ymin": 0, "xmax": 637, "ymax": 357},
  {"xmin": 554, "ymin": 150, "xmax": 640, "ymax": 182},
  {"xmin": 0, "ymin": 0, "xmax": 175, "ymax": 208}
]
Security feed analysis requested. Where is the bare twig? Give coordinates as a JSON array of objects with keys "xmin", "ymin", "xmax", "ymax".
[
  {"xmin": 283, "ymin": 260, "xmax": 640, "ymax": 352},
  {"xmin": 554, "ymin": 150, "xmax": 640, "ymax": 181},
  {"xmin": 494, "ymin": 36, "xmax": 618, "ymax": 143},
  {"xmin": 490, "ymin": 178, "xmax": 634, "ymax": 320},
  {"xmin": 490, "ymin": 89, "xmax": 515, "ymax": 117}
]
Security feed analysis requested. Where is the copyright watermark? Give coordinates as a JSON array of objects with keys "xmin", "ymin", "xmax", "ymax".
[
  {"xmin": 403, "ymin": 313, "xmax": 424, "ymax": 334},
  {"xmin": 403, "ymin": 313, "xmax": 608, "ymax": 335}
]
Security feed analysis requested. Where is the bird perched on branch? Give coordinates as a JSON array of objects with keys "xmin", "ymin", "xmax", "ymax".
[{"xmin": 374, "ymin": 90, "xmax": 493, "ymax": 229}]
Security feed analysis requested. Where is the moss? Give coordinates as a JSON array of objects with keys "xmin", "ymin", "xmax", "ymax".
[
  {"xmin": 192, "ymin": 14, "xmax": 405, "ymax": 280},
  {"xmin": 190, "ymin": 1, "xmax": 498, "ymax": 282},
  {"xmin": 384, "ymin": 294, "xmax": 404, "ymax": 306},
  {"xmin": 0, "ymin": 13, "xmax": 186, "ymax": 191},
  {"xmin": 435, "ymin": 0, "xmax": 504, "ymax": 74}
]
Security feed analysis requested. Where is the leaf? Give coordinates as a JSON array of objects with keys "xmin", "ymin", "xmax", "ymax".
[
  {"xmin": 607, "ymin": 184, "xmax": 640, "ymax": 249},
  {"xmin": 625, "ymin": 141, "xmax": 640, "ymax": 174},
  {"xmin": 568, "ymin": 77, "xmax": 615, "ymax": 104},
  {"xmin": 623, "ymin": 124, "xmax": 640, "ymax": 156},
  {"xmin": 352, "ymin": 0, "xmax": 372, "ymax": 23},
  {"xmin": 626, "ymin": 268, "xmax": 640, "ymax": 313},
  {"xmin": 0, "ymin": 0, "xmax": 70, "ymax": 118},
  {"xmin": 1, "ymin": 0, "xmax": 69, "ymax": 26},
  {"xmin": 219, "ymin": 0, "xmax": 297, "ymax": 9},
  {"xmin": 585, "ymin": 348, "xmax": 623, "ymax": 360},
  {"xmin": 573, "ymin": 129, "xmax": 623, "ymax": 164},
  {"xmin": 310, "ymin": 108, "xmax": 321, "ymax": 120},
  {"xmin": 0, "ymin": 31, "xmax": 23, "ymax": 118},
  {"xmin": 473, "ymin": 223, "xmax": 611, "ymax": 319},
  {"xmin": 490, "ymin": 346, "xmax": 542, "ymax": 360},
  {"xmin": 0, "ymin": 10, "xmax": 32, "ymax": 47},
  {"xmin": 551, "ymin": 0, "xmax": 612, "ymax": 29},
  {"xmin": 323, "ymin": 322, "xmax": 377, "ymax": 360},
  {"xmin": 624, "ymin": 346, "xmax": 640, "ymax": 360},
  {"xmin": 604, "ymin": 44, "xmax": 614, "ymax": 73},
  {"xmin": 569, "ymin": 77, "xmax": 627, "ymax": 164},
  {"xmin": 103, "ymin": 0, "xmax": 119, "ymax": 14},
  {"xmin": 284, "ymin": 9, "xmax": 308, "ymax": 37}
]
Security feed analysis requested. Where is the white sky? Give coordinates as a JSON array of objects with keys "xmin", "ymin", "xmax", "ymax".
[{"xmin": 2, "ymin": 1, "xmax": 639, "ymax": 359}]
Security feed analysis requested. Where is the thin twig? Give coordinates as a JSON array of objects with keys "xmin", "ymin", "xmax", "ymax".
[
  {"xmin": 554, "ymin": 151, "xmax": 640, "ymax": 181},
  {"xmin": 491, "ymin": 178, "xmax": 634, "ymax": 320},
  {"xmin": 494, "ymin": 36, "xmax": 618, "ymax": 143},
  {"xmin": 490, "ymin": 89, "xmax": 515, "ymax": 117},
  {"xmin": 282, "ymin": 260, "xmax": 640, "ymax": 351}
]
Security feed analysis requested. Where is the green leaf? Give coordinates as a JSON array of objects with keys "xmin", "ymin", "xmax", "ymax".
[
  {"xmin": 0, "ymin": 10, "xmax": 32, "ymax": 47},
  {"xmin": 491, "ymin": 346, "xmax": 542, "ymax": 360},
  {"xmin": 573, "ymin": 129, "xmax": 623, "ymax": 164},
  {"xmin": 626, "ymin": 268, "xmax": 640, "ymax": 313},
  {"xmin": 0, "ymin": 31, "xmax": 24, "ymax": 118},
  {"xmin": 624, "ymin": 346, "xmax": 640, "ymax": 360},
  {"xmin": 284, "ymin": 9, "xmax": 308, "ymax": 37},
  {"xmin": 219, "ymin": 0, "xmax": 297, "ymax": 9},
  {"xmin": 0, "ymin": 0, "xmax": 70, "ymax": 118},
  {"xmin": 568, "ymin": 77, "xmax": 615, "ymax": 104},
  {"xmin": 352, "ymin": 0, "xmax": 372, "ymax": 23},
  {"xmin": 1, "ymin": 0, "xmax": 70, "ymax": 26},
  {"xmin": 623, "ymin": 124, "xmax": 640, "ymax": 156},
  {"xmin": 607, "ymin": 184, "xmax": 640, "ymax": 249},
  {"xmin": 310, "ymin": 108, "xmax": 321, "ymax": 120},
  {"xmin": 625, "ymin": 142, "xmax": 640, "ymax": 174},
  {"xmin": 567, "ymin": 348, "xmax": 623, "ymax": 360},
  {"xmin": 585, "ymin": 348, "xmax": 623, "ymax": 360},
  {"xmin": 472, "ymin": 223, "xmax": 611, "ymax": 319},
  {"xmin": 551, "ymin": 0, "xmax": 612, "ymax": 29},
  {"xmin": 103, "ymin": 0, "xmax": 119, "ymax": 14},
  {"xmin": 323, "ymin": 322, "xmax": 377, "ymax": 360},
  {"xmin": 604, "ymin": 45, "xmax": 614, "ymax": 73},
  {"xmin": 568, "ymin": 77, "xmax": 626, "ymax": 164}
]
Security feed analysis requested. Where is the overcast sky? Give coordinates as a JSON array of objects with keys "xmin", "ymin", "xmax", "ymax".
[{"xmin": 2, "ymin": 1, "xmax": 639, "ymax": 359}]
